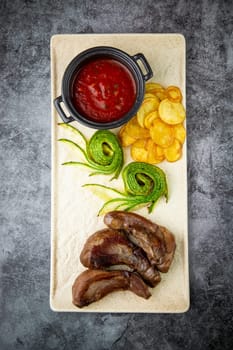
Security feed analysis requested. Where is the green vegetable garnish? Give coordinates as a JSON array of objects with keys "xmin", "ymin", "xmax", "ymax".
[
  {"xmin": 58, "ymin": 123, "xmax": 123, "ymax": 179},
  {"xmin": 84, "ymin": 161, "xmax": 168, "ymax": 215}
]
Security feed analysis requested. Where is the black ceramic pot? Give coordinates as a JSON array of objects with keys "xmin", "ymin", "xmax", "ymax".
[{"xmin": 54, "ymin": 46, "xmax": 153, "ymax": 129}]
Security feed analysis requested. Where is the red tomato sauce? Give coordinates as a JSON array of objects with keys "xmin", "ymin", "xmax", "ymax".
[{"xmin": 72, "ymin": 58, "xmax": 136, "ymax": 123}]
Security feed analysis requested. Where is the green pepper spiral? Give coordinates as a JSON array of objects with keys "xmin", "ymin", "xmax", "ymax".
[
  {"xmin": 84, "ymin": 162, "xmax": 168, "ymax": 214},
  {"xmin": 122, "ymin": 162, "xmax": 168, "ymax": 211},
  {"xmin": 58, "ymin": 123, "xmax": 123, "ymax": 179}
]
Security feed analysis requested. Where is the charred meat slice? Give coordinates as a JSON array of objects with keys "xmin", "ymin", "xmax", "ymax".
[
  {"xmin": 156, "ymin": 225, "xmax": 177, "ymax": 273},
  {"xmin": 104, "ymin": 211, "xmax": 176, "ymax": 273},
  {"xmin": 72, "ymin": 269, "xmax": 151, "ymax": 308},
  {"xmin": 80, "ymin": 228, "xmax": 161, "ymax": 287}
]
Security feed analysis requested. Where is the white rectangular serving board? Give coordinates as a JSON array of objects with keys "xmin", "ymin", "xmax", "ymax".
[{"xmin": 50, "ymin": 34, "xmax": 189, "ymax": 312}]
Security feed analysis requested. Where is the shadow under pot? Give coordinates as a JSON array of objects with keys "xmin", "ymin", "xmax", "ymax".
[{"xmin": 54, "ymin": 46, "xmax": 153, "ymax": 129}]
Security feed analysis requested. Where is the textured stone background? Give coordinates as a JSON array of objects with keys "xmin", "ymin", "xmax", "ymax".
[{"xmin": 0, "ymin": 0, "xmax": 233, "ymax": 349}]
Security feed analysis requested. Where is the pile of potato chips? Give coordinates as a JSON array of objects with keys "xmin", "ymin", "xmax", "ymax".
[{"xmin": 118, "ymin": 83, "xmax": 186, "ymax": 164}]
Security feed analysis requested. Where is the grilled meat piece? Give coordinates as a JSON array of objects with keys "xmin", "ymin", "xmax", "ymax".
[
  {"xmin": 80, "ymin": 228, "xmax": 161, "ymax": 287},
  {"xmin": 72, "ymin": 269, "xmax": 151, "ymax": 308},
  {"xmin": 104, "ymin": 211, "xmax": 176, "ymax": 273}
]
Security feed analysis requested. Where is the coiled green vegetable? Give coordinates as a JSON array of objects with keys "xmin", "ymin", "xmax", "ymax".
[
  {"xmin": 58, "ymin": 123, "xmax": 123, "ymax": 179},
  {"xmin": 84, "ymin": 161, "xmax": 168, "ymax": 215}
]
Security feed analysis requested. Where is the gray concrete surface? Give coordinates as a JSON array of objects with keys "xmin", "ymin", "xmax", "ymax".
[{"xmin": 0, "ymin": 0, "xmax": 233, "ymax": 349}]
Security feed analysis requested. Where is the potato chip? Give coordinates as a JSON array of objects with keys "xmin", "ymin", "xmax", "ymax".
[
  {"xmin": 173, "ymin": 123, "xmax": 186, "ymax": 144},
  {"xmin": 144, "ymin": 93, "xmax": 158, "ymax": 99},
  {"xmin": 164, "ymin": 139, "xmax": 182, "ymax": 162},
  {"xmin": 156, "ymin": 145, "xmax": 164, "ymax": 158},
  {"xmin": 166, "ymin": 86, "xmax": 182, "ymax": 103},
  {"xmin": 137, "ymin": 97, "xmax": 160, "ymax": 127},
  {"xmin": 146, "ymin": 139, "xmax": 165, "ymax": 164},
  {"xmin": 158, "ymin": 98, "xmax": 186, "ymax": 125},
  {"xmin": 145, "ymin": 83, "xmax": 167, "ymax": 101},
  {"xmin": 125, "ymin": 116, "xmax": 149, "ymax": 138},
  {"xmin": 144, "ymin": 111, "xmax": 159, "ymax": 129},
  {"xmin": 131, "ymin": 139, "xmax": 149, "ymax": 162},
  {"xmin": 118, "ymin": 126, "xmax": 137, "ymax": 147},
  {"xmin": 145, "ymin": 82, "xmax": 164, "ymax": 92},
  {"xmin": 134, "ymin": 138, "xmax": 148, "ymax": 148},
  {"xmin": 155, "ymin": 89, "xmax": 167, "ymax": 101},
  {"xmin": 150, "ymin": 118, "xmax": 174, "ymax": 148},
  {"xmin": 118, "ymin": 124, "xmax": 126, "ymax": 137}
]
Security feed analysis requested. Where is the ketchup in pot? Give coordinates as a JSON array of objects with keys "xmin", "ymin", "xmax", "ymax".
[{"xmin": 72, "ymin": 58, "xmax": 136, "ymax": 123}]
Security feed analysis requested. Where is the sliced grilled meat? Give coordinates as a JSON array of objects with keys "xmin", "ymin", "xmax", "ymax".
[
  {"xmin": 80, "ymin": 228, "xmax": 161, "ymax": 287},
  {"xmin": 72, "ymin": 269, "xmax": 151, "ymax": 308},
  {"xmin": 104, "ymin": 211, "xmax": 176, "ymax": 273}
]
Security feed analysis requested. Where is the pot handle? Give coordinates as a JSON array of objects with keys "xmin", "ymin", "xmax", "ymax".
[
  {"xmin": 53, "ymin": 96, "xmax": 75, "ymax": 123},
  {"xmin": 132, "ymin": 53, "xmax": 153, "ymax": 81}
]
